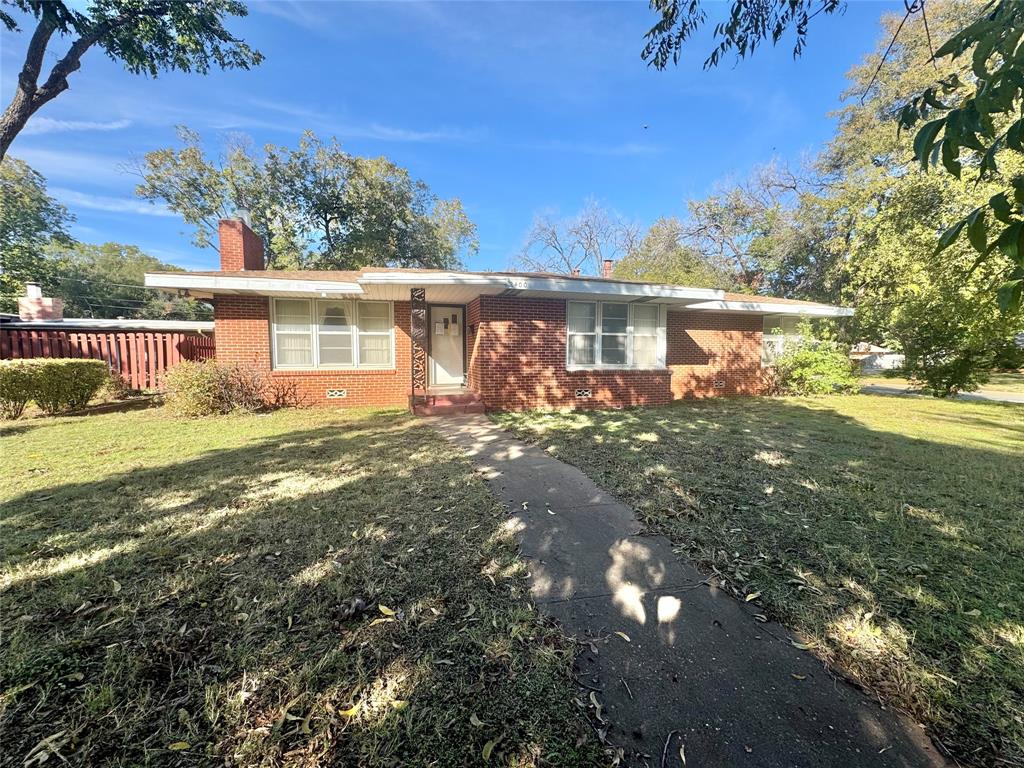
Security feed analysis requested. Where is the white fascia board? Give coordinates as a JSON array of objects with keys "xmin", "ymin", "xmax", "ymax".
[
  {"xmin": 686, "ymin": 299, "xmax": 854, "ymax": 317},
  {"xmin": 358, "ymin": 271, "xmax": 725, "ymax": 301},
  {"xmin": 145, "ymin": 273, "xmax": 364, "ymax": 296}
]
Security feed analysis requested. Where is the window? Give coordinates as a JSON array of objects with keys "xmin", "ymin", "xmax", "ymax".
[
  {"xmin": 566, "ymin": 301, "xmax": 666, "ymax": 370},
  {"xmin": 272, "ymin": 299, "xmax": 394, "ymax": 369},
  {"xmin": 273, "ymin": 299, "xmax": 313, "ymax": 367}
]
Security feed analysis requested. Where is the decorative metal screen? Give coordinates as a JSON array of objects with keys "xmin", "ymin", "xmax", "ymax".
[
  {"xmin": 326, "ymin": 389, "xmax": 348, "ymax": 399},
  {"xmin": 575, "ymin": 388, "xmax": 593, "ymax": 398},
  {"xmin": 410, "ymin": 288, "xmax": 427, "ymax": 394}
]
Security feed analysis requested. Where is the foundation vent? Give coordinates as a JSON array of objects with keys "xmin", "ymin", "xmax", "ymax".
[
  {"xmin": 326, "ymin": 389, "xmax": 348, "ymax": 399},
  {"xmin": 713, "ymin": 380, "xmax": 725, "ymax": 389},
  {"xmin": 575, "ymin": 388, "xmax": 593, "ymax": 398}
]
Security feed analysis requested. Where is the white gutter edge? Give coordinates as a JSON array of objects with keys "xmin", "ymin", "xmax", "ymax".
[
  {"xmin": 686, "ymin": 300, "xmax": 854, "ymax": 316},
  {"xmin": 145, "ymin": 273, "xmax": 365, "ymax": 295}
]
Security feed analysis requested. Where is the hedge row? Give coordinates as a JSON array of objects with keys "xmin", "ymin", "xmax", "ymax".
[{"xmin": 0, "ymin": 359, "xmax": 109, "ymax": 419}]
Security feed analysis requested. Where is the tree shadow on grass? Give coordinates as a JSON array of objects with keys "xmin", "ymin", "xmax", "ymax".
[
  {"xmin": 496, "ymin": 397, "xmax": 1024, "ymax": 766},
  {"xmin": 0, "ymin": 411, "xmax": 600, "ymax": 767}
]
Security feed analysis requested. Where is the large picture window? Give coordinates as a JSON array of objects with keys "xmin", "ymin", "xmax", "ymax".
[
  {"xmin": 566, "ymin": 301, "xmax": 666, "ymax": 370},
  {"xmin": 272, "ymin": 298, "xmax": 394, "ymax": 369}
]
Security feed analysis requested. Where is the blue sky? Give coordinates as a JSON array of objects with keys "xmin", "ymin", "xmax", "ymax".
[{"xmin": 1, "ymin": 1, "xmax": 900, "ymax": 272}]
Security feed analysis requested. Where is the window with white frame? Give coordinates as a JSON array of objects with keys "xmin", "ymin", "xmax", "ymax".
[
  {"xmin": 272, "ymin": 298, "xmax": 394, "ymax": 369},
  {"xmin": 566, "ymin": 301, "xmax": 666, "ymax": 369}
]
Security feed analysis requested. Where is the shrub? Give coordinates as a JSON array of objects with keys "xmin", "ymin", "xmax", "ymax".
[
  {"xmin": 31, "ymin": 359, "xmax": 110, "ymax": 414},
  {"xmin": 0, "ymin": 361, "xmax": 36, "ymax": 419},
  {"xmin": 100, "ymin": 371, "xmax": 133, "ymax": 401},
  {"xmin": 0, "ymin": 359, "xmax": 109, "ymax": 417},
  {"xmin": 163, "ymin": 361, "xmax": 268, "ymax": 417},
  {"xmin": 772, "ymin": 331, "xmax": 858, "ymax": 396}
]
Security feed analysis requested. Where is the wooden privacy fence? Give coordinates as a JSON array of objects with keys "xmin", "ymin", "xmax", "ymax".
[{"xmin": 0, "ymin": 328, "xmax": 215, "ymax": 390}]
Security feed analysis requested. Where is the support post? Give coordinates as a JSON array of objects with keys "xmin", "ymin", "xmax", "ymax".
[{"xmin": 410, "ymin": 287, "xmax": 427, "ymax": 399}]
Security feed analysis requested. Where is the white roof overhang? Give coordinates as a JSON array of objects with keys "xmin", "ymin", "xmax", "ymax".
[{"xmin": 144, "ymin": 271, "xmax": 852, "ymax": 316}]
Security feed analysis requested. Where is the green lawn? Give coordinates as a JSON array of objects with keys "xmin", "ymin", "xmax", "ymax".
[
  {"xmin": 0, "ymin": 407, "xmax": 602, "ymax": 767},
  {"xmin": 495, "ymin": 395, "xmax": 1024, "ymax": 767},
  {"xmin": 860, "ymin": 369, "xmax": 1024, "ymax": 395}
]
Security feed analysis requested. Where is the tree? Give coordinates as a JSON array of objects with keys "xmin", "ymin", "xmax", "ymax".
[
  {"xmin": 613, "ymin": 217, "xmax": 733, "ymax": 289},
  {"xmin": 817, "ymin": 2, "xmax": 1023, "ymax": 395},
  {"xmin": 515, "ymin": 200, "xmax": 638, "ymax": 276},
  {"xmin": 46, "ymin": 241, "xmax": 210, "ymax": 320},
  {"xmin": 642, "ymin": 0, "xmax": 843, "ymax": 70},
  {"xmin": 676, "ymin": 163, "xmax": 815, "ymax": 294},
  {"xmin": 640, "ymin": 0, "xmax": 1024, "ymax": 312},
  {"xmin": 0, "ymin": 0, "xmax": 261, "ymax": 159},
  {"xmin": 0, "ymin": 156, "xmax": 73, "ymax": 311},
  {"xmin": 135, "ymin": 129, "xmax": 478, "ymax": 271}
]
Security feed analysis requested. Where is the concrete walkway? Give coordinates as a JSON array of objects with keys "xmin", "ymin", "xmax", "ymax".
[
  {"xmin": 862, "ymin": 384, "xmax": 1024, "ymax": 404},
  {"xmin": 433, "ymin": 414, "xmax": 949, "ymax": 768}
]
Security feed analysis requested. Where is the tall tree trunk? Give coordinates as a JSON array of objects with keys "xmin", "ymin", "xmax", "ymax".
[{"xmin": 0, "ymin": 15, "xmax": 55, "ymax": 161}]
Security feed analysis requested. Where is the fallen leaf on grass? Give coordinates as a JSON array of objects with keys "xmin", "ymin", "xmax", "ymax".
[
  {"xmin": 791, "ymin": 673, "xmax": 807, "ymax": 680},
  {"xmin": 482, "ymin": 739, "xmax": 498, "ymax": 761},
  {"xmin": 963, "ymin": 608, "xmax": 981, "ymax": 617},
  {"xmin": 338, "ymin": 702, "xmax": 360, "ymax": 717},
  {"xmin": 378, "ymin": 604, "xmax": 396, "ymax": 616},
  {"xmin": 390, "ymin": 700, "xmax": 408, "ymax": 710},
  {"xmin": 168, "ymin": 742, "xmax": 190, "ymax": 751},
  {"xmin": 790, "ymin": 640, "xmax": 812, "ymax": 650},
  {"xmin": 470, "ymin": 713, "xmax": 486, "ymax": 727},
  {"xmin": 613, "ymin": 631, "xmax": 631, "ymax": 642},
  {"xmin": 745, "ymin": 591, "xmax": 761, "ymax": 602}
]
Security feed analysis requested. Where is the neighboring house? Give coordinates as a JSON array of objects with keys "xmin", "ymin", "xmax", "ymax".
[
  {"xmin": 1, "ymin": 283, "xmax": 215, "ymax": 389},
  {"xmin": 145, "ymin": 217, "xmax": 852, "ymax": 413},
  {"xmin": 850, "ymin": 342, "xmax": 905, "ymax": 372}
]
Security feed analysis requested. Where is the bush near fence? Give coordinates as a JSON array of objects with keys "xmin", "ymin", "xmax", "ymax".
[
  {"xmin": 0, "ymin": 328, "xmax": 215, "ymax": 390},
  {"xmin": 0, "ymin": 359, "xmax": 109, "ymax": 418}
]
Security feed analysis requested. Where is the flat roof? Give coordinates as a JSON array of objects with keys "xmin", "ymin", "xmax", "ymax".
[{"xmin": 144, "ymin": 268, "xmax": 853, "ymax": 317}]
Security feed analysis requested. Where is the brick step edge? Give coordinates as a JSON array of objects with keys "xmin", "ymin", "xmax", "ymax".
[
  {"xmin": 427, "ymin": 393, "xmax": 483, "ymax": 406},
  {"xmin": 414, "ymin": 402, "xmax": 486, "ymax": 417}
]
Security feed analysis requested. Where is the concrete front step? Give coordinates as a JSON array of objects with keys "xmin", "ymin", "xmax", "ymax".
[
  {"xmin": 426, "ymin": 392, "xmax": 482, "ymax": 406},
  {"xmin": 414, "ymin": 401, "xmax": 486, "ymax": 417}
]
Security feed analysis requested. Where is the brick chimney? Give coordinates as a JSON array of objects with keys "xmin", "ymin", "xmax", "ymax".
[
  {"xmin": 18, "ymin": 282, "xmax": 63, "ymax": 321},
  {"xmin": 602, "ymin": 258, "xmax": 614, "ymax": 279},
  {"xmin": 219, "ymin": 216, "xmax": 265, "ymax": 271}
]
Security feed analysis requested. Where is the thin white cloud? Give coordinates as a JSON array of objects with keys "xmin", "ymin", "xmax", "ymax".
[
  {"xmin": 10, "ymin": 148, "xmax": 128, "ymax": 183},
  {"xmin": 245, "ymin": 98, "xmax": 481, "ymax": 143},
  {"xmin": 23, "ymin": 117, "xmax": 132, "ymax": 135},
  {"xmin": 51, "ymin": 187, "xmax": 175, "ymax": 218}
]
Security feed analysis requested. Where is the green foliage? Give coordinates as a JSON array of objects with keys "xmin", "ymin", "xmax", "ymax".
[
  {"xmin": 895, "ymin": 1, "xmax": 1024, "ymax": 313},
  {"xmin": 162, "ymin": 360, "xmax": 268, "ymax": 417},
  {"xmin": 614, "ymin": 217, "xmax": 734, "ymax": 289},
  {"xmin": 136, "ymin": 129, "xmax": 478, "ymax": 271},
  {"xmin": 46, "ymin": 241, "xmax": 211, "ymax": 320},
  {"xmin": 0, "ymin": 358, "xmax": 109, "ymax": 417},
  {"xmin": 0, "ymin": 360, "xmax": 36, "ymax": 419},
  {"xmin": 0, "ymin": 0, "xmax": 262, "ymax": 75},
  {"xmin": 771, "ymin": 326, "xmax": 858, "ymax": 396},
  {"xmin": 0, "ymin": 157, "xmax": 74, "ymax": 311},
  {"xmin": 642, "ymin": 0, "xmax": 843, "ymax": 70}
]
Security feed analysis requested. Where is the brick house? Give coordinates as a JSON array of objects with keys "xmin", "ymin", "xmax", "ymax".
[{"xmin": 145, "ymin": 217, "xmax": 852, "ymax": 414}]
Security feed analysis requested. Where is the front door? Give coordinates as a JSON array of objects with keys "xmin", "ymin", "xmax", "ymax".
[{"xmin": 429, "ymin": 305, "xmax": 465, "ymax": 387}]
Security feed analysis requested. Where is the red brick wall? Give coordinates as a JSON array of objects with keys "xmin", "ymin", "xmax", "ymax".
[
  {"xmin": 219, "ymin": 219, "xmax": 265, "ymax": 270},
  {"xmin": 466, "ymin": 296, "xmax": 761, "ymax": 411},
  {"xmin": 213, "ymin": 297, "xmax": 412, "ymax": 408}
]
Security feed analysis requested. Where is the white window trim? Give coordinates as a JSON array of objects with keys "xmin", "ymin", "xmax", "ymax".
[
  {"xmin": 565, "ymin": 300, "xmax": 667, "ymax": 371},
  {"xmin": 271, "ymin": 298, "xmax": 395, "ymax": 371}
]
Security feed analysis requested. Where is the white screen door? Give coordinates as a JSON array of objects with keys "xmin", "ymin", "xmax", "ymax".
[{"xmin": 429, "ymin": 306, "xmax": 465, "ymax": 387}]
